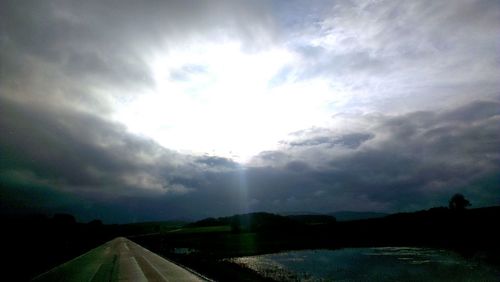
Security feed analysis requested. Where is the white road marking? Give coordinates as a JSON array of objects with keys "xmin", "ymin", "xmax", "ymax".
[
  {"xmin": 142, "ymin": 255, "xmax": 169, "ymax": 282},
  {"xmin": 128, "ymin": 257, "xmax": 148, "ymax": 282},
  {"xmin": 87, "ymin": 263, "xmax": 102, "ymax": 282}
]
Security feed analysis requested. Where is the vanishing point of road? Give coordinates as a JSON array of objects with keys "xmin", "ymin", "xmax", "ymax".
[{"xmin": 33, "ymin": 237, "xmax": 208, "ymax": 281}]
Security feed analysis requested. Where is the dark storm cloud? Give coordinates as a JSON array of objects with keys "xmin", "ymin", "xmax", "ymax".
[
  {"xmin": 0, "ymin": 0, "xmax": 276, "ymax": 108},
  {"xmin": 0, "ymin": 96, "xmax": 182, "ymax": 194},
  {"xmin": 1, "ymin": 96, "xmax": 499, "ymax": 221},
  {"xmin": 195, "ymin": 156, "xmax": 239, "ymax": 170},
  {"xmin": 0, "ymin": 0, "xmax": 274, "ymax": 65},
  {"xmin": 1, "ymin": 0, "xmax": 499, "ymax": 222},
  {"xmin": 0, "ymin": 94, "xmax": 247, "ymax": 222},
  {"xmin": 124, "ymin": 99, "xmax": 499, "ymax": 218},
  {"xmin": 0, "ymin": 0, "xmax": 150, "ymax": 90},
  {"xmin": 0, "ymin": 0, "xmax": 276, "ymax": 222},
  {"xmin": 248, "ymin": 100, "xmax": 500, "ymax": 212},
  {"xmin": 286, "ymin": 132, "xmax": 374, "ymax": 149}
]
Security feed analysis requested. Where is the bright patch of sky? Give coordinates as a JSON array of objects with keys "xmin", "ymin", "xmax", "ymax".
[{"xmin": 114, "ymin": 39, "xmax": 341, "ymax": 161}]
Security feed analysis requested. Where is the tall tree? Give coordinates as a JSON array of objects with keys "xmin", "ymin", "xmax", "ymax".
[{"xmin": 449, "ymin": 193, "xmax": 471, "ymax": 211}]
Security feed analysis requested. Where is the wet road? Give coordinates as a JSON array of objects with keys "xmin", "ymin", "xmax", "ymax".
[{"xmin": 33, "ymin": 237, "xmax": 207, "ymax": 281}]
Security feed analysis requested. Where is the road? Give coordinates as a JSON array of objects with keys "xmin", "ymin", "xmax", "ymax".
[{"xmin": 33, "ymin": 237, "xmax": 208, "ymax": 282}]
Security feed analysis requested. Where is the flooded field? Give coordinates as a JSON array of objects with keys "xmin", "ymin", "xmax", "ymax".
[{"xmin": 230, "ymin": 247, "xmax": 500, "ymax": 281}]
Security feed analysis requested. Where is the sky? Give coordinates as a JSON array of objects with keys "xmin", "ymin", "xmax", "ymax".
[{"xmin": 1, "ymin": 0, "xmax": 499, "ymax": 223}]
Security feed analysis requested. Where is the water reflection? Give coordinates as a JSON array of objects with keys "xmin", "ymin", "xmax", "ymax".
[{"xmin": 229, "ymin": 247, "xmax": 500, "ymax": 281}]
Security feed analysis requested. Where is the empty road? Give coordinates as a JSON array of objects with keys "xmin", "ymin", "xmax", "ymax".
[{"xmin": 33, "ymin": 237, "xmax": 208, "ymax": 281}]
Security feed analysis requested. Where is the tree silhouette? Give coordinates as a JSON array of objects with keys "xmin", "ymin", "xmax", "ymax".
[{"xmin": 449, "ymin": 193, "xmax": 471, "ymax": 211}]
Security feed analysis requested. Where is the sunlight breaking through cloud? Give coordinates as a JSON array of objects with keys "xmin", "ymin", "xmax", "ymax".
[{"xmin": 114, "ymin": 40, "xmax": 337, "ymax": 161}]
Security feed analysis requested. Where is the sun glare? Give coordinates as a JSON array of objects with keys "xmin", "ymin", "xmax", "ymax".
[{"xmin": 114, "ymin": 40, "xmax": 334, "ymax": 162}]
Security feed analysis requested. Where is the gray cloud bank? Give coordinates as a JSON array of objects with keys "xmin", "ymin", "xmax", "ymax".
[
  {"xmin": 1, "ymin": 0, "xmax": 499, "ymax": 222},
  {"xmin": 2, "ymin": 96, "xmax": 498, "ymax": 222}
]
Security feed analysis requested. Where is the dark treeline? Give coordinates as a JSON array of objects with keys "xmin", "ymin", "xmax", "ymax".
[
  {"xmin": 182, "ymin": 204, "xmax": 500, "ymax": 260},
  {"xmin": 319, "ymin": 206, "xmax": 500, "ymax": 257},
  {"xmin": 188, "ymin": 212, "xmax": 309, "ymax": 232},
  {"xmin": 168, "ymin": 206, "xmax": 500, "ymax": 258},
  {"xmin": 2, "ymin": 213, "xmax": 109, "ymax": 281}
]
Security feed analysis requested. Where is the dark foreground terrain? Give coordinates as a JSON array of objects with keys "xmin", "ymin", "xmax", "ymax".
[
  {"xmin": 2, "ymin": 206, "xmax": 500, "ymax": 281},
  {"xmin": 133, "ymin": 206, "xmax": 500, "ymax": 281}
]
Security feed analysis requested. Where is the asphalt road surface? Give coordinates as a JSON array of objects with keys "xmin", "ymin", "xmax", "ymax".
[{"xmin": 33, "ymin": 237, "xmax": 208, "ymax": 282}]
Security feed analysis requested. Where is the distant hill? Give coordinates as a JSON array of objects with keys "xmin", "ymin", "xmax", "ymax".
[
  {"xmin": 118, "ymin": 220, "xmax": 186, "ymax": 235},
  {"xmin": 279, "ymin": 211, "xmax": 388, "ymax": 221},
  {"xmin": 329, "ymin": 211, "xmax": 388, "ymax": 221},
  {"xmin": 286, "ymin": 214, "xmax": 336, "ymax": 225},
  {"xmin": 187, "ymin": 212, "xmax": 303, "ymax": 232},
  {"xmin": 278, "ymin": 211, "xmax": 323, "ymax": 216}
]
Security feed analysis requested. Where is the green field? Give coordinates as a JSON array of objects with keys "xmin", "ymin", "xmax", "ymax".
[{"xmin": 167, "ymin": 225, "xmax": 232, "ymax": 234}]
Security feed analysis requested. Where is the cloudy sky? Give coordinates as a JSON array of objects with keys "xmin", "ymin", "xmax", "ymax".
[{"xmin": 1, "ymin": 0, "xmax": 499, "ymax": 223}]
